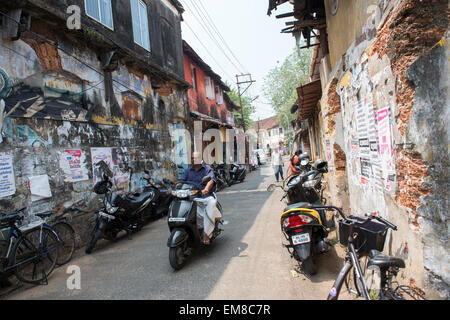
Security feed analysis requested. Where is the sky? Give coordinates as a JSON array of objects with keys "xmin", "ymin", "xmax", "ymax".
[{"xmin": 177, "ymin": 0, "xmax": 297, "ymax": 122}]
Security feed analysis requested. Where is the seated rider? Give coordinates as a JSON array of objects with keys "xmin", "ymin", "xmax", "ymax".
[
  {"xmin": 288, "ymin": 149, "xmax": 302, "ymax": 178},
  {"xmin": 177, "ymin": 152, "xmax": 220, "ymax": 245}
]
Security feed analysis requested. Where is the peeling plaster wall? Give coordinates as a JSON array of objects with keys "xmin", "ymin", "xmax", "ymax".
[
  {"xmin": 0, "ymin": 10, "xmax": 189, "ymax": 244},
  {"xmin": 320, "ymin": 0, "xmax": 449, "ymax": 298}
]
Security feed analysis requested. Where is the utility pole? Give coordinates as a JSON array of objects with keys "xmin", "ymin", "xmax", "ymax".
[
  {"xmin": 236, "ymin": 74, "xmax": 256, "ymax": 169},
  {"xmin": 236, "ymin": 74, "xmax": 256, "ymax": 132}
]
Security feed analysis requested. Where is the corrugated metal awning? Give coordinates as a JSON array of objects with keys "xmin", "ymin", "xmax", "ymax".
[{"xmin": 296, "ymin": 80, "xmax": 322, "ymax": 121}]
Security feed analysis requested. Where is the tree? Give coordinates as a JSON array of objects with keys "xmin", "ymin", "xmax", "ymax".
[
  {"xmin": 225, "ymin": 83, "xmax": 255, "ymax": 130},
  {"xmin": 262, "ymin": 46, "xmax": 313, "ymax": 130}
]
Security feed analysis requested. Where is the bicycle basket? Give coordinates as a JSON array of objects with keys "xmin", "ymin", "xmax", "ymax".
[{"xmin": 338, "ymin": 216, "xmax": 389, "ymax": 254}]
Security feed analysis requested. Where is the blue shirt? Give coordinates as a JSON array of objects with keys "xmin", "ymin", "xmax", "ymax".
[{"xmin": 179, "ymin": 164, "xmax": 216, "ymax": 190}]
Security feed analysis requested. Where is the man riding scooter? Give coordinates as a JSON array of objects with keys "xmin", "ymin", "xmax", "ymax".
[{"xmin": 176, "ymin": 152, "xmax": 221, "ymax": 245}]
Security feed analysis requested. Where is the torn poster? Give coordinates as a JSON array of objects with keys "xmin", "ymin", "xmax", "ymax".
[
  {"xmin": 91, "ymin": 147, "xmax": 130, "ymax": 192},
  {"xmin": 28, "ymin": 174, "xmax": 52, "ymax": 201},
  {"xmin": 0, "ymin": 152, "xmax": 15, "ymax": 198},
  {"xmin": 59, "ymin": 149, "xmax": 89, "ymax": 182}
]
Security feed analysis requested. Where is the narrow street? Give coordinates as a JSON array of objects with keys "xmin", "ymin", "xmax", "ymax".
[{"xmin": 4, "ymin": 165, "xmax": 349, "ymax": 300}]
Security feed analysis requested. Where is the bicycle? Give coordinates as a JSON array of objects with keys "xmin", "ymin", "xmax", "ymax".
[
  {"xmin": 0, "ymin": 208, "xmax": 59, "ymax": 285},
  {"xmin": 322, "ymin": 207, "xmax": 427, "ymax": 300},
  {"xmin": 36, "ymin": 207, "xmax": 78, "ymax": 267}
]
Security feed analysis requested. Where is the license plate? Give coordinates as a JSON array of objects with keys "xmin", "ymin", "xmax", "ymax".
[
  {"xmin": 168, "ymin": 217, "xmax": 185, "ymax": 222},
  {"xmin": 98, "ymin": 211, "xmax": 115, "ymax": 220},
  {"xmin": 292, "ymin": 233, "xmax": 310, "ymax": 245}
]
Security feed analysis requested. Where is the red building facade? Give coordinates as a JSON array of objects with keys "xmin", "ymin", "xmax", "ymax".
[{"xmin": 183, "ymin": 41, "xmax": 239, "ymax": 127}]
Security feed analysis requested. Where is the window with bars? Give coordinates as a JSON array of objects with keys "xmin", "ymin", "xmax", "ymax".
[{"xmin": 85, "ymin": 0, "xmax": 114, "ymax": 30}]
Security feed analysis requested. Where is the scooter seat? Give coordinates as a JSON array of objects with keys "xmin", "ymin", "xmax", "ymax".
[
  {"xmin": 368, "ymin": 250, "xmax": 405, "ymax": 269},
  {"xmin": 284, "ymin": 202, "xmax": 312, "ymax": 212}
]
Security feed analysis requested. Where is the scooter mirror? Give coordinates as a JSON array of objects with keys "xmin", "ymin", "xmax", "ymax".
[{"xmin": 267, "ymin": 184, "xmax": 276, "ymax": 192}]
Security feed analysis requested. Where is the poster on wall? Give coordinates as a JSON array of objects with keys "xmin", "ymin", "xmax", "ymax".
[
  {"xmin": 91, "ymin": 147, "xmax": 130, "ymax": 192},
  {"xmin": 325, "ymin": 139, "xmax": 332, "ymax": 162},
  {"xmin": 28, "ymin": 174, "xmax": 52, "ymax": 202},
  {"xmin": 377, "ymin": 108, "xmax": 395, "ymax": 191},
  {"xmin": 59, "ymin": 149, "xmax": 89, "ymax": 182},
  {"xmin": 0, "ymin": 152, "xmax": 15, "ymax": 198}
]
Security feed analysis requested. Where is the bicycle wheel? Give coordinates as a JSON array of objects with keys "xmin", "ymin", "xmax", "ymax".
[
  {"xmin": 12, "ymin": 227, "xmax": 59, "ymax": 284},
  {"xmin": 52, "ymin": 221, "xmax": 76, "ymax": 266},
  {"xmin": 344, "ymin": 254, "xmax": 370, "ymax": 297}
]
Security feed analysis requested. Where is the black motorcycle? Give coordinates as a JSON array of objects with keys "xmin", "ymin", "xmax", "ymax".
[
  {"xmin": 167, "ymin": 176, "xmax": 224, "ymax": 270},
  {"xmin": 211, "ymin": 163, "xmax": 228, "ymax": 192},
  {"xmin": 229, "ymin": 163, "xmax": 246, "ymax": 185},
  {"xmin": 86, "ymin": 163, "xmax": 155, "ymax": 254},
  {"xmin": 141, "ymin": 173, "xmax": 175, "ymax": 220},
  {"xmin": 267, "ymin": 159, "xmax": 329, "ymax": 275}
]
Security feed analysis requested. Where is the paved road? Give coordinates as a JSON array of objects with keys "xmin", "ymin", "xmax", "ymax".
[{"xmin": 4, "ymin": 165, "xmax": 351, "ymax": 300}]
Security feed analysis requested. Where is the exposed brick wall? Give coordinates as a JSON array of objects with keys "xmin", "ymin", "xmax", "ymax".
[
  {"xmin": 333, "ymin": 143, "xmax": 346, "ymax": 171},
  {"xmin": 325, "ymin": 78, "xmax": 340, "ymax": 135},
  {"xmin": 372, "ymin": 0, "xmax": 449, "ymax": 135},
  {"xmin": 395, "ymin": 149, "xmax": 432, "ymax": 228}
]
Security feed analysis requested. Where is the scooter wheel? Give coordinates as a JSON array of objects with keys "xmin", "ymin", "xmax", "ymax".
[
  {"xmin": 85, "ymin": 226, "xmax": 103, "ymax": 254},
  {"xmin": 302, "ymin": 257, "xmax": 317, "ymax": 275},
  {"xmin": 169, "ymin": 245, "xmax": 188, "ymax": 271}
]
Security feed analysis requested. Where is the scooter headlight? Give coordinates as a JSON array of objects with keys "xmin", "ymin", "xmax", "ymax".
[
  {"xmin": 301, "ymin": 159, "xmax": 309, "ymax": 166},
  {"xmin": 303, "ymin": 179, "xmax": 319, "ymax": 188},
  {"xmin": 174, "ymin": 190, "xmax": 192, "ymax": 198}
]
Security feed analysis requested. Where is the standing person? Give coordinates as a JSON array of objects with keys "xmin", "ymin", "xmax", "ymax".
[{"xmin": 271, "ymin": 147, "xmax": 284, "ymax": 182}]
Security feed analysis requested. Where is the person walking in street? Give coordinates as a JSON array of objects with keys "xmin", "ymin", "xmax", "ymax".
[{"xmin": 271, "ymin": 147, "xmax": 284, "ymax": 182}]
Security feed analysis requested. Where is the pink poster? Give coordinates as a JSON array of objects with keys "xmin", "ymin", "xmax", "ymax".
[{"xmin": 377, "ymin": 108, "xmax": 395, "ymax": 190}]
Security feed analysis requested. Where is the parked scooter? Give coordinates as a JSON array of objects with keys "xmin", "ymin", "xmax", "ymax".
[
  {"xmin": 229, "ymin": 163, "xmax": 246, "ymax": 184},
  {"xmin": 167, "ymin": 176, "xmax": 224, "ymax": 270},
  {"xmin": 211, "ymin": 163, "xmax": 228, "ymax": 192},
  {"xmin": 86, "ymin": 162, "xmax": 153, "ymax": 254},
  {"xmin": 141, "ymin": 172, "xmax": 175, "ymax": 219},
  {"xmin": 267, "ymin": 159, "xmax": 329, "ymax": 275}
]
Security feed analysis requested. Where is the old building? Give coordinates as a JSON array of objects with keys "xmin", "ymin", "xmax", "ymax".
[
  {"xmin": 269, "ymin": 0, "xmax": 449, "ymax": 298},
  {"xmin": 253, "ymin": 115, "xmax": 286, "ymax": 152},
  {"xmin": 0, "ymin": 0, "xmax": 190, "ymax": 243},
  {"xmin": 183, "ymin": 40, "xmax": 240, "ymax": 163}
]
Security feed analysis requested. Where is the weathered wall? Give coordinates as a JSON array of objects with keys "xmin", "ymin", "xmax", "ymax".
[
  {"xmin": 324, "ymin": 0, "xmax": 376, "ymax": 69},
  {"xmin": 320, "ymin": 0, "xmax": 449, "ymax": 298},
  {"xmin": 0, "ymin": 4, "xmax": 189, "ymax": 244}
]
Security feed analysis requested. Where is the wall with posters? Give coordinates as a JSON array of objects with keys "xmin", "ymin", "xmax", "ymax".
[
  {"xmin": 318, "ymin": 0, "xmax": 449, "ymax": 298},
  {"xmin": 0, "ymin": 4, "xmax": 190, "ymax": 247}
]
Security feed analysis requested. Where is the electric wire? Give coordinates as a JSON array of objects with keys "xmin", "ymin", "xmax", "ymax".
[
  {"xmin": 183, "ymin": 19, "xmax": 235, "ymax": 85},
  {"xmin": 195, "ymin": 0, "xmax": 249, "ymax": 74},
  {"xmin": 185, "ymin": 0, "xmax": 244, "ymax": 75},
  {"xmin": 180, "ymin": 0, "xmax": 243, "ymax": 78}
]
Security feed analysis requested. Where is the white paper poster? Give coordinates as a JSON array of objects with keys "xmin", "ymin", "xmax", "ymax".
[
  {"xmin": 59, "ymin": 149, "xmax": 89, "ymax": 182},
  {"xmin": 0, "ymin": 152, "xmax": 16, "ymax": 197},
  {"xmin": 28, "ymin": 174, "xmax": 52, "ymax": 202}
]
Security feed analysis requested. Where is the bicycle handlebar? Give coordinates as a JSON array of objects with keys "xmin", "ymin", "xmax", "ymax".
[{"xmin": 365, "ymin": 212, "xmax": 397, "ymax": 230}]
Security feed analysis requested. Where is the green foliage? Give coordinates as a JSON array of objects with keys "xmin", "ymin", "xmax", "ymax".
[
  {"xmin": 225, "ymin": 83, "xmax": 256, "ymax": 130},
  {"xmin": 262, "ymin": 46, "xmax": 313, "ymax": 129}
]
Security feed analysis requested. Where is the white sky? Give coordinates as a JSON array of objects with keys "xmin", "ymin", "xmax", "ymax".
[{"xmin": 178, "ymin": 0, "xmax": 296, "ymax": 122}]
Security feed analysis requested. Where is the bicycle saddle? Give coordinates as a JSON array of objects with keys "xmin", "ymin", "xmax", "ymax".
[
  {"xmin": 368, "ymin": 250, "xmax": 405, "ymax": 269},
  {"xmin": 35, "ymin": 211, "xmax": 53, "ymax": 219}
]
